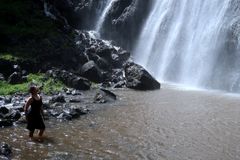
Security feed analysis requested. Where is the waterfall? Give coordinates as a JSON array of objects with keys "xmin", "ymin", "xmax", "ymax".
[
  {"xmin": 133, "ymin": 0, "xmax": 240, "ymax": 92},
  {"xmin": 95, "ymin": 0, "xmax": 116, "ymax": 33}
]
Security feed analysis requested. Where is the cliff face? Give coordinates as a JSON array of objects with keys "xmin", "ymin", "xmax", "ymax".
[
  {"xmin": 43, "ymin": 0, "xmax": 152, "ymax": 50},
  {"xmin": 100, "ymin": 0, "xmax": 152, "ymax": 50},
  {"xmin": 0, "ymin": 0, "xmax": 78, "ymax": 70}
]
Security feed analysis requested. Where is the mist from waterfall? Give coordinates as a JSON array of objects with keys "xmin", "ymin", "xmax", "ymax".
[{"xmin": 133, "ymin": 0, "xmax": 240, "ymax": 92}]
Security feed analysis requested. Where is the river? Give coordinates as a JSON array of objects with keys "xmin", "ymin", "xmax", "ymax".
[{"xmin": 1, "ymin": 85, "xmax": 240, "ymax": 160}]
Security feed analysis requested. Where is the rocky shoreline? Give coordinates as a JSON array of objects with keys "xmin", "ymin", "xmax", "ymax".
[{"xmin": 0, "ymin": 87, "xmax": 120, "ymax": 159}]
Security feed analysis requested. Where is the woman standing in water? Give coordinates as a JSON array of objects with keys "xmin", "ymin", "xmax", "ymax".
[{"xmin": 24, "ymin": 86, "xmax": 45, "ymax": 142}]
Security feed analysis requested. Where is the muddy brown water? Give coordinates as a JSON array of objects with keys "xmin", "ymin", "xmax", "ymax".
[{"xmin": 1, "ymin": 86, "xmax": 240, "ymax": 160}]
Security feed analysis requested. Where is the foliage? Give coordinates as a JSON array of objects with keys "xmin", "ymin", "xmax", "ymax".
[
  {"xmin": 0, "ymin": 81, "xmax": 28, "ymax": 95},
  {"xmin": 0, "ymin": 73, "xmax": 66, "ymax": 95},
  {"xmin": 0, "ymin": 53, "xmax": 19, "ymax": 61}
]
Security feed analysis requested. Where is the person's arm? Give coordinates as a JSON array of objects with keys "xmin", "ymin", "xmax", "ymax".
[
  {"xmin": 40, "ymin": 96, "xmax": 45, "ymax": 119},
  {"xmin": 24, "ymin": 97, "xmax": 33, "ymax": 114}
]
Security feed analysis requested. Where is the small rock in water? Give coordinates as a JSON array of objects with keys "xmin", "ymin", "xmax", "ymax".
[
  {"xmin": 71, "ymin": 90, "xmax": 82, "ymax": 95},
  {"xmin": 69, "ymin": 98, "xmax": 81, "ymax": 103},
  {"xmin": 0, "ymin": 120, "xmax": 13, "ymax": 127},
  {"xmin": 0, "ymin": 143, "xmax": 12, "ymax": 157},
  {"xmin": 4, "ymin": 97, "xmax": 11, "ymax": 104},
  {"xmin": 50, "ymin": 95, "xmax": 66, "ymax": 103},
  {"xmin": 94, "ymin": 89, "xmax": 117, "ymax": 103},
  {"xmin": 57, "ymin": 113, "xmax": 72, "ymax": 120}
]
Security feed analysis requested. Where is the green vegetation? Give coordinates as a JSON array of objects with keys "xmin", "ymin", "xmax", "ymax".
[
  {"xmin": 0, "ymin": 53, "xmax": 19, "ymax": 61},
  {"xmin": 0, "ymin": 73, "xmax": 66, "ymax": 95}
]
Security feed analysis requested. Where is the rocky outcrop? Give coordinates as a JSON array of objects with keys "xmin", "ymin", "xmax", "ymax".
[
  {"xmin": 124, "ymin": 62, "xmax": 161, "ymax": 90},
  {"xmin": 47, "ymin": 69, "xmax": 91, "ymax": 90},
  {"xmin": 76, "ymin": 31, "xmax": 130, "ymax": 86},
  {"xmin": 43, "ymin": 0, "xmax": 152, "ymax": 50},
  {"xmin": 100, "ymin": 0, "xmax": 152, "ymax": 50}
]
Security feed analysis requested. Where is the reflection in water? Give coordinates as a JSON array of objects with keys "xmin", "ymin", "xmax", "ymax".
[{"xmin": 1, "ymin": 87, "xmax": 240, "ymax": 159}]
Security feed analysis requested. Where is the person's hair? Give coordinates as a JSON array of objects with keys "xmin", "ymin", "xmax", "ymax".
[{"xmin": 29, "ymin": 86, "xmax": 37, "ymax": 94}]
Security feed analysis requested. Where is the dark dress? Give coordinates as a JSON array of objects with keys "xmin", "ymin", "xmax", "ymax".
[{"xmin": 26, "ymin": 96, "xmax": 45, "ymax": 131}]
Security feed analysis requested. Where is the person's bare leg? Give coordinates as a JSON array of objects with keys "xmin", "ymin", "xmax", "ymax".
[
  {"xmin": 39, "ymin": 129, "xmax": 44, "ymax": 136},
  {"xmin": 29, "ymin": 130, "xmax": 34, "ymax": 140},
  {"xmin": 38, "ymin": 129, "xmax": 45, "ymax": 142}
]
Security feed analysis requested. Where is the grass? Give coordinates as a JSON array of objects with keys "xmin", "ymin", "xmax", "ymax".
[{"xmin": 0, "ymin": 73, "xmax": 66, "ymax": 95}]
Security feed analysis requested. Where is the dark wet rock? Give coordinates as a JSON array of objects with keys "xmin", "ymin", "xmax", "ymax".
[
  {"xmin": 49, "ymin": 109, "xmax": 61, "ymax": 117},
  {"xmin": 76, "ymin": 31, "xmax": 130, "ymax": 70},
  {"xmin": 7, "ymin": 72, "xmax": 26, "ymax": 84},
  {"xmin": 43, "ymin": 102, "xmax": 51, "ymax": 109},
  {"xmin": 94, "ymin": 89, "xmax": 117, "ymax": 103},
  {"xmin": 61, "ymin": 108, "xmax": 85, "ymax": 119},
  {"xmin": 94, "ymin": 93, "xmax": 107, "ymax": 103},
  {"xmin": 100, "ymin": 88, "xmax": 117, "ymax": 100},
  {"xmin": 47, "ymin": 69, "xmax": 91, "ymax": 90},
  {"xmin": 0, "ymin": 143, "xmax": 12, "ymax": 157},
  {"xmin": 101, "ymin": 0, "xmax": 152, "ymax": 50},
  {"xmin": 113, "ymin": 81, "xmax": 125, "ymax": 88},
  {"xmin": 4, "ymin": 110, "xmax": 21, "ymax": 121},
  {"xmin": 111, "ymin": 69, "xmax": 125, "ymax": 83},
  {"xmin": 21, "ymin": 70, "xmax": 28, "ymax": 76},
  {"xmin": 57, "ymin": 112, "xmax": 72, "ymax": 120},
  {"xmin": 0, "ymin": 107, "xmax": 9, "ymax": 115},
  {"xmin": 69, "ymin": 98, "xmax": 81, "ymax": 103},
  {"xmin": 13, "ymin": 65, "xmax": 21, "ymax": 72},
  {"xmin": 124, "ymin": 62, "xmax": 161, "ymax": 90},
  {"xmin": 0, "ymin": 73, "xmax": 5, "ymax": 81},
  {"xmin": 0, "ymin": 59, "xmax": 14, "ymax": 78},
  {"xmin": 71, "ymin": 90, "xmax": 82, "ymax": 96},
  {"xmin": 0, "ymin": 120, "xmax": 13, "ymax": 127},
  {"xmin": 50, "ymin": 95, "xmax": 66, "ymax": 103},
  {"xmin": 4, "ymin": 97, "xmax": 11, "ymax": 104},
  {"xmin": 81, "ymin": 61, "xmax": 103, "ymax": 83}
]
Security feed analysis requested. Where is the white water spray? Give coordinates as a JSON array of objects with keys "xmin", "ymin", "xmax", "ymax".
[
  {"xmin": 95, "ymin": 0, "xmax": 116, "ymax": 33},
  {"xmin": 133, "ymin": 0, "xmax": 240, "ymax": 92}
]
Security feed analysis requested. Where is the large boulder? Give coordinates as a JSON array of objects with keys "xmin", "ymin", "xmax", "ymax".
[
  {"xmin": 124, "ymin": 62, "xmax": 161, "ymax": 90},
  {"xmin": 7, "ymin": 72, "xmax": 25, "ymax": 84},
  {"xmin": 81, "ymin": 61, "xmax": 103, "ymax": 83},
  {"xmin": 47, "ymin": 69, "xmax": 91, "ymax": 90}
]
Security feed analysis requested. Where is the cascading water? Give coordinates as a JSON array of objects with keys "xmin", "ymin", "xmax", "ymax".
[
  {"xmin": 95, "ymin": 0, "xmax": 116, "ymax": 33},
  {"xmin": 133, "ymin": 0, "xmax": 240, "ymax": 92}
]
